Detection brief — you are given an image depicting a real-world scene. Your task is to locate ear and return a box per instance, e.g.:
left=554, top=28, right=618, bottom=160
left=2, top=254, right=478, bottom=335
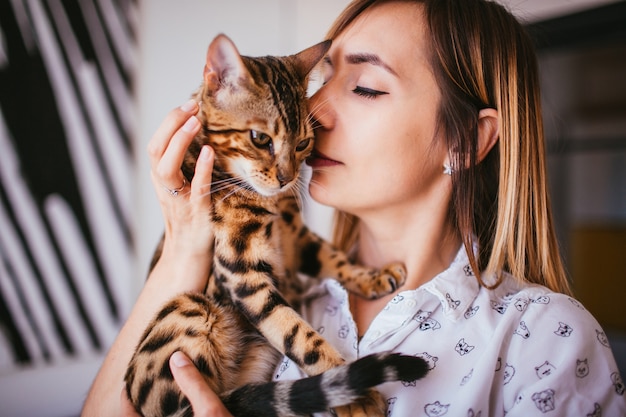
left=204, top=34, right=251, bottom=92
left=443, top=108, right=499, bottom=171
left=476, top=108, right=499, bottom=163
left=290, top=40, right=332, bottom=80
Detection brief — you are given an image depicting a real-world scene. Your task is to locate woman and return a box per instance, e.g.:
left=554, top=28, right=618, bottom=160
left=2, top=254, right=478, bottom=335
left=83, top=0, right=625, bottom=416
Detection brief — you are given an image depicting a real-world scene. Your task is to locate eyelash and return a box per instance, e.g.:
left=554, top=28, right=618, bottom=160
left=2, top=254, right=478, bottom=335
left=352, top=86, right=387, bottom=99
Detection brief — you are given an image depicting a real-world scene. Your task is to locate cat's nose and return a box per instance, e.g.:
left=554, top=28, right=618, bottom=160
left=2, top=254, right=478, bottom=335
left=277, top=172, right=291, bottom=188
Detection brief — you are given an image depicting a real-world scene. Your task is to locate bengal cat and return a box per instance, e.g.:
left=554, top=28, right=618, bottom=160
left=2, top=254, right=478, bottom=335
left=125, top=34, right=428, bottom=417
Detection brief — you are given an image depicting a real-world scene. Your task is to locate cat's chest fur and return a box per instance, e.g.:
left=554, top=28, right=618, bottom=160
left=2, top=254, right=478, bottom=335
left=209, top=190, right=304, bottom=307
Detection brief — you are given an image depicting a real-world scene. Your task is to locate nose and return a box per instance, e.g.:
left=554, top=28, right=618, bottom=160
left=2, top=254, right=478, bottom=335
left=277, top=171, right=292, bottom=188
left=308, top=83, right=334, bottom=131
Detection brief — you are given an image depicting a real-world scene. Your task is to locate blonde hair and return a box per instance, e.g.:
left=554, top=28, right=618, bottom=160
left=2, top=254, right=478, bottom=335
left=327, top=0, right=571, bottom=294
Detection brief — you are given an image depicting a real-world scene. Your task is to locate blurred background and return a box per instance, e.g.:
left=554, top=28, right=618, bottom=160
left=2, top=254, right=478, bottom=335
left=0, top=0, right=623, bottom=416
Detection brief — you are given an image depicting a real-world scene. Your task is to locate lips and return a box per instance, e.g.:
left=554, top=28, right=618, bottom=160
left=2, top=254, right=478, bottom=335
left=306, top=149, right=341, bottom=168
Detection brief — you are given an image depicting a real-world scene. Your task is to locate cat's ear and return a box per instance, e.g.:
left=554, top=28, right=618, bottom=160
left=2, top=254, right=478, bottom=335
left=204, top=34, right=251, bottom=92
left=290, top=40, right=332, bottom=80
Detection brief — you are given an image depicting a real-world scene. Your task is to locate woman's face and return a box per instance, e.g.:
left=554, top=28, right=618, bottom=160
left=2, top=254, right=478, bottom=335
left=307, top=1, right=449, bottom=218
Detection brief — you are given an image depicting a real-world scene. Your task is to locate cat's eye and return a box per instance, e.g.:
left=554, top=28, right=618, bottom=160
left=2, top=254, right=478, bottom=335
left=250, top=130, right=272, bottom=148
left=295, top=138, right=311, bottom=152
left=352, top=86, right=388, bottom=99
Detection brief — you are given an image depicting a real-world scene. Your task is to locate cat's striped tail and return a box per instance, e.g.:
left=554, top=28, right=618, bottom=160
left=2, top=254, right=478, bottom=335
left=221, top=352, right=429, bottom=417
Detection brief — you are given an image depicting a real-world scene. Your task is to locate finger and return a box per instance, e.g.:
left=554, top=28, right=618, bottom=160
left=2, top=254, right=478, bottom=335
left=120, top=389, right=142, bottom=417
left=147, top=100, right=198, bottom=165
left=170, top=351, right=233, bottom=417
left=148, top=101, right=201, bottom=191
left=156, top=115, right=201, bottom=190
left=191, top=145, right=214, bottom=200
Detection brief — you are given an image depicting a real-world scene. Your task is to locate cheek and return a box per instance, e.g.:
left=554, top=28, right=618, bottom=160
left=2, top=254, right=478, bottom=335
left=370, top=142, right=442, bottom=196
left=229, top=156, right=251, bottom=180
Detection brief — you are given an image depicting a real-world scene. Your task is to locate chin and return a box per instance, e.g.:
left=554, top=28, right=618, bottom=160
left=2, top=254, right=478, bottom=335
left=308, top=181, right=344, bottom=212
left=308, top=172, right=361, bottom=213
left=308, top=180, right=327, bottom=202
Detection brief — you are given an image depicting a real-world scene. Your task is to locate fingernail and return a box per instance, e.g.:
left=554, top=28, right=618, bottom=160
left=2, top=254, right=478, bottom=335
left=171, top=351, right=191, bottom=367
left=182, top=116, right=199, bottom=133
left=199, top=145, right=213, bottom=161
left=180, top=99, right=197, bottom=112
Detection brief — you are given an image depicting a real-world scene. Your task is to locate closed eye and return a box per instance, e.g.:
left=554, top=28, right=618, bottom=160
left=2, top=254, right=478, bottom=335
left=352, top=86, right=388, bottom=99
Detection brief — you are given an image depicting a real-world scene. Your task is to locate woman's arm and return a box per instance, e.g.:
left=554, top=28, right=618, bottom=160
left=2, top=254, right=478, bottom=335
left=82, top=100, right=215, bottom=416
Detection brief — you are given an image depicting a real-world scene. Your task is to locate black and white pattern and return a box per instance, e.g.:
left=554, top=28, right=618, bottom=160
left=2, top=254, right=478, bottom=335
left=0, top=0, right=136, bottom=370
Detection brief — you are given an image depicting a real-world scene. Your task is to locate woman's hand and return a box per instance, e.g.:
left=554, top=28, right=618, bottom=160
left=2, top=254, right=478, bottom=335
left=147, top=100, right=215, bottom=292
left=169, top=351, right=234, bottom=417
left=120, top=352, right=233, bottom=417
left=148, top=99, right=214, bottom=258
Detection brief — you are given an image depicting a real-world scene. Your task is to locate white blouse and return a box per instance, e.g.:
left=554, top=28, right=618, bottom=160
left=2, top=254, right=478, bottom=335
left=274, top=246, right=626, bottom=416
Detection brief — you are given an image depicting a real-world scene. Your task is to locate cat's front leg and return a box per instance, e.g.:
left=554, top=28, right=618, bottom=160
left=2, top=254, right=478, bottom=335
left=274, top=197, right=406, bottom=299
left=222, top=272, right=346, bottom=375
left=296, top=227, right=407, bottom=299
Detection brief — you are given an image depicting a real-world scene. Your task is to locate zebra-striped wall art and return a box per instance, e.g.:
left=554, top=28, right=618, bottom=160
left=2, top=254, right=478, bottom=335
left=0, top=0, right=137, bottom=414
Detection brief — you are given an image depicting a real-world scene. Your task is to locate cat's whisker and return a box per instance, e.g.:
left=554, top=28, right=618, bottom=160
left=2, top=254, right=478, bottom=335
left=210, top=181, right=241, bottom=194
left=203, top=181, right=235, bottom=193
left=308, top=95, right=331, bottom=118
left=182, top=176, right=250, bottom=202
left=308, top=178, right=330, bottom=194
left=214, top=173, right=247, bottom=186
left=218, top=189, right=240, bottom=203
left=288, top=182, right=305, bottom=212
left=307, top=97, right=333, bottom=126
left=211, top=177, right=240, bottom=186
left=211, top=174, right=253, bottom=203
left=307, top=166, right=333, bottom=176
left=216, top=182, right=249, bottom=203
left=309, top=111, right=334, bottom=132
left=296, top=176, right=312, bottom=206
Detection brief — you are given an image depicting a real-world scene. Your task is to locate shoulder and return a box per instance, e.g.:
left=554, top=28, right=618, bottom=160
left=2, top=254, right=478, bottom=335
left=486, top=275, right=607, bottom=346
left=489, top=275, right=625, bottom=414
left=508, top=281, right=603, bottom=336
left=469, top=274, right=596, bottom=331
left=473, top=273, right=620, bottom=379
left=480, top=273, right=591, bottom=320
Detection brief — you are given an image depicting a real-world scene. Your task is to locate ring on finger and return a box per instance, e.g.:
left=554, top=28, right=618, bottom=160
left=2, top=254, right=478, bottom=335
left=164, top=178, right=187, bottom=196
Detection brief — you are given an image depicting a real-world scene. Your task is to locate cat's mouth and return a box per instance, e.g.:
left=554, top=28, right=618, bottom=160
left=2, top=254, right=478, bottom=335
left=306, top=150, right=341, bottom=168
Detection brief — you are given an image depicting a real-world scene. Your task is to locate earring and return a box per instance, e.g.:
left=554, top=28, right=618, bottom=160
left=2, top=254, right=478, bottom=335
left=443, top=164, right=454, bottom=176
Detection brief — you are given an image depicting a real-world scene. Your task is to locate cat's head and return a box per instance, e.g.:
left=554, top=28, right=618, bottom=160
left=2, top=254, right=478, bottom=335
left=189, top=34, right=330, bottom=197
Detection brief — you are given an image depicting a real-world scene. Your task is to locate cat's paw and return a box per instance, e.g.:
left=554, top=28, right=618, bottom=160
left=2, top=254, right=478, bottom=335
left=364, top=262, right=406, bottom=299
left=333, top=389, right=387, bottom=417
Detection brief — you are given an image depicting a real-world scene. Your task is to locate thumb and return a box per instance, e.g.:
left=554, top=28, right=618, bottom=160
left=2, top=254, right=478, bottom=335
left=170, top=351, right=233, bottom=417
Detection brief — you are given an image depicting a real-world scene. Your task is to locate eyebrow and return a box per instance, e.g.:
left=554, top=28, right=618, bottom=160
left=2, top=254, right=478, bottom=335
left=345, top=53, right=398, bottom=77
